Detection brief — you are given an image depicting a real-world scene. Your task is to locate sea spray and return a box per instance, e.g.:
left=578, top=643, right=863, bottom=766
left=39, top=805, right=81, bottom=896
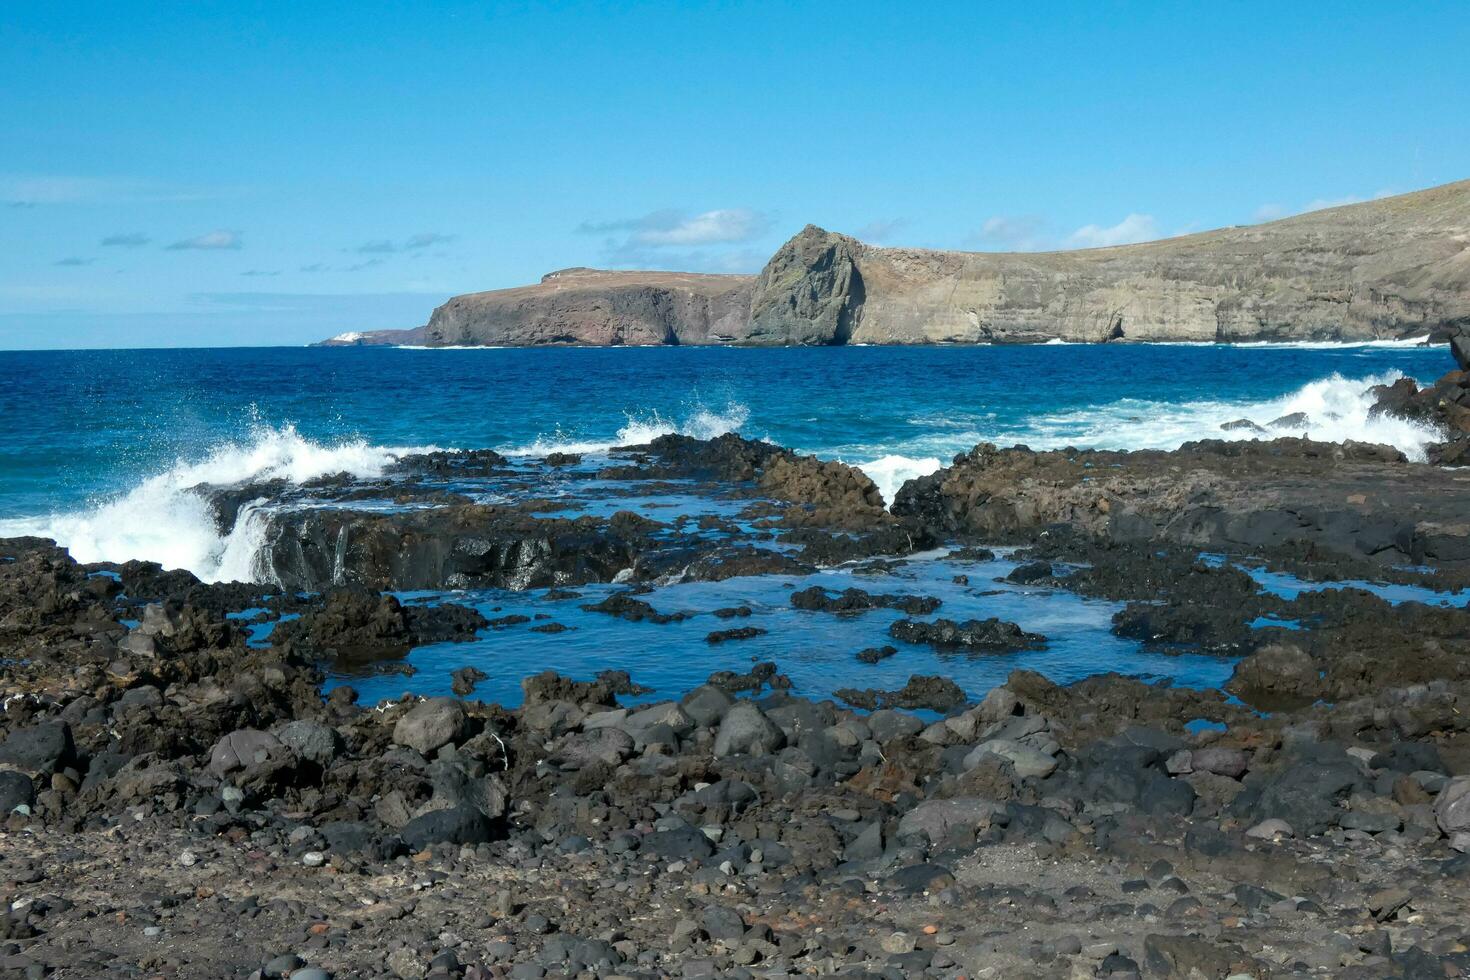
left=513, top=401, right=752, bottom=456
left=971, top=371, right=1444, bottom=461
left=0, top=424, right=432, bottom=582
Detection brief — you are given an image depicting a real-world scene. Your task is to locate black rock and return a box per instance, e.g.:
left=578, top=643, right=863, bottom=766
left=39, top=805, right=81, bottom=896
left=642, top=826, right=715, bottom=861
left=0, top=770, right=35, bottom=812
left=1005, top=560, right=1053, bottom=584
left=0, top=721, right=73, bottom=775
left=399, top=806, right=495, bottom=850
left=889, top=617, right=1045, bottom=652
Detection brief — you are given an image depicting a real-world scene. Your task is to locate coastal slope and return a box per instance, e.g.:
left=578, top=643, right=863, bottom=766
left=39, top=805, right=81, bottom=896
left=321, top=178, right=1470, bottom=346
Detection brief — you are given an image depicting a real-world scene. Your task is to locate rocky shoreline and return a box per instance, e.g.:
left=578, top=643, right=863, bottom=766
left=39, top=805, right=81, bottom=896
left=3, top=360, right=1470, bottom=978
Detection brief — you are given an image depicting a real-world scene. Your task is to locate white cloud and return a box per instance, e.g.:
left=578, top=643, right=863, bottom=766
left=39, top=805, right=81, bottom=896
left=634, top=209, right=769, bottom=247
left=101, top=232, right=151, bottom=247
left=580, top=207, right=772, bottom=270
left=54, top=257, right=95, bottom=267
left=1066, top=213, right=1161, bottom=249
left=580, top=208, right=771, bottom=247
left=167, top=230, right=241, bottom=251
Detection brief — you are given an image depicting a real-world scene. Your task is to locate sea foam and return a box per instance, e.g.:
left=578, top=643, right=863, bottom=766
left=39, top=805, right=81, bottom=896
left=975, top=370, right=1444, bottom=460
left=511, top=402, right=752, bottom=456
left=0, top=424, right=431, bottom=583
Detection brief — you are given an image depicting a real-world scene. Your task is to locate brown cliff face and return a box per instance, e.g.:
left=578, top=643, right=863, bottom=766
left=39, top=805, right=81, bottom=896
left=371, top=179, right=1470, bottom=347
left=423, top=268, right=754, bottom=346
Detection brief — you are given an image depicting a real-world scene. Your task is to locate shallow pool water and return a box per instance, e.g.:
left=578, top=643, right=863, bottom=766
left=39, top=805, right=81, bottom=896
left=326, top=551, right=1236, bottom=708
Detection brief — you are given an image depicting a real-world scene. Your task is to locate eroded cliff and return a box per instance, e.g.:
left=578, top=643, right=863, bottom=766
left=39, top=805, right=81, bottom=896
left=349, top=179, right=1470, bottom=347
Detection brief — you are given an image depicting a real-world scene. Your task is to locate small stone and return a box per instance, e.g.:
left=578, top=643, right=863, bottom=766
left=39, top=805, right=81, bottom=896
left=881, top=931, right=916, bottom=954
left=178, top=850, right=199, bottom=867
left=265, top=954, right=305, bottom=977
left=1246, top=818, right=1294, bottom=839
left=302, top=851, right=326, bottom=867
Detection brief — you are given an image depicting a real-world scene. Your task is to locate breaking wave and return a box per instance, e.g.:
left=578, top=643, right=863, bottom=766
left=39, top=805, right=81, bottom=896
left=512, top=402, right=752, bottom=456
left=976, top=371, right=1444, bottom=460
left=0, top=424, right=432, bottom=583
left=850, top=455, right=943, bottom=507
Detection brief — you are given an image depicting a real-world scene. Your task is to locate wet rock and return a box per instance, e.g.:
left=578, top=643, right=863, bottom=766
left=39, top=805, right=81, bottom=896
left=790, top=586, right=940, bottom=616
left=889, top=616, right=1045, bottom=652
left=1005, top=560, right=1053, bottom=584
left=856, top=644, right=898, bottom=664
left=450, top=665, right=489, bottom=695
left=834, top=675, right=965, bottom=712
left=393, top=698, right=470, bottom=755
left=705, top=626, right=767, bottom=644
left=1226, top=643, right=1321, bottom=704
left=581, top=593, right=689, bottom=624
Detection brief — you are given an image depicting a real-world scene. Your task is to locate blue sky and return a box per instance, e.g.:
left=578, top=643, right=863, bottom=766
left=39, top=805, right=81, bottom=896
left=3, top=2, right=1467, bottom=349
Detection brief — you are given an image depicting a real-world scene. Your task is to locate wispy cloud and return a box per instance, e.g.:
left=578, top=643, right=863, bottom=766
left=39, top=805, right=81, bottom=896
left=0, top=174, right=221, bottom=206
left=966, top=215, right=1052, bottom=252
left=167, top=230, right=242, bottom=251
left=54, top=257, right=95, bottom=267
left=854, top=218, right=909, bottom=243
left=579, top=208, right=772, bottom=269
left=405, top=232, right=456, bottom=250
left=101, top=232, right=150, bottom=247
left=347, top=257, right=386, bottom=272
left=580, top=208, right=770, bottom=246
left=299, top=263, right=329, bottom=273
left=1066, top=213, right=1160, bottom=248
left=240, top=269, right=280, bottom=277
left=350, top=232, right=458, bottom=255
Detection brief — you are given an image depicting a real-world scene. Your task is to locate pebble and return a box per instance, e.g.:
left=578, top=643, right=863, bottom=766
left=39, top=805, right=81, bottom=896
left=302, top=851, right=327, bottom=867
left=881, top=931, right=916, bottom=954
left=178, top=849, right=198, bottom=867
left=1246, top=818, right=1295, bottom=839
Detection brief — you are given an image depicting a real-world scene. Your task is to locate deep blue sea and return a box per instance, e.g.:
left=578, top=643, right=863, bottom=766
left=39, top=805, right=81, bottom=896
left=0, top=341, right=1455, bottom=706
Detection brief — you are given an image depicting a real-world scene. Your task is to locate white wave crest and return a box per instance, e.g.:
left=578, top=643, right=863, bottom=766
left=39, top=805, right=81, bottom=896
left=0, top=424, right=432, bottom=582
left=512, top=402, right=751, bottom=456
left=981, top=371, right=1443, bottom=460
left=852, top=454, right=942, bottom=507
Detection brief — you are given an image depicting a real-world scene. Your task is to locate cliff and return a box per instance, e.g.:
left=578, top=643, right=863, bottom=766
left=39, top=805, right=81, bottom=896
left=422, top=267, right=754, bottom=346
left=329, top=178, right=1470, bottom=346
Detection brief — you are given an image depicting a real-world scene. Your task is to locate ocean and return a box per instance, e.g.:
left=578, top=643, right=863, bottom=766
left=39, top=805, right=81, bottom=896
left=0, top=341, right=1453, bottom=706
